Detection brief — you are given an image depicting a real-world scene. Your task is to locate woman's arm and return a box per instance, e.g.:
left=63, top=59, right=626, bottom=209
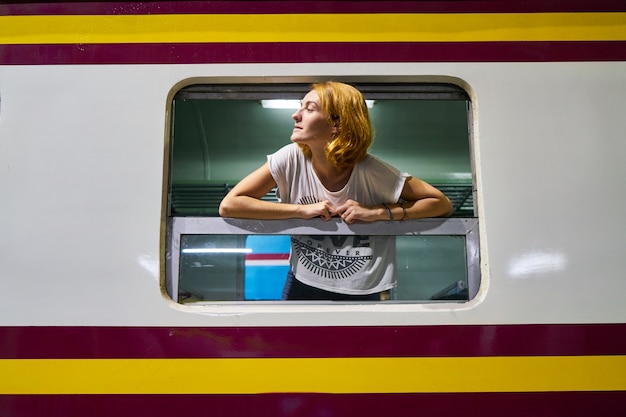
left=395, top=176, right=453, bottom=219
left=335, top=176, right=453, bottom=223
left=218, top=162, right=336, bottom=220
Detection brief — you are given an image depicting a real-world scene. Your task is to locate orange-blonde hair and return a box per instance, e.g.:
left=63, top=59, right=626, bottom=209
left=298, top=81, right=372, bottom=169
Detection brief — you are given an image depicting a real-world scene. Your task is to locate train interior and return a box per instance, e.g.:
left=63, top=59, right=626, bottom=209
left=167, top=83, right=477, bottom=303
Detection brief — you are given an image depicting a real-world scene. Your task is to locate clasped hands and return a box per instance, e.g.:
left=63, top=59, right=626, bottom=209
left=302, top=199, right=378, bottom=224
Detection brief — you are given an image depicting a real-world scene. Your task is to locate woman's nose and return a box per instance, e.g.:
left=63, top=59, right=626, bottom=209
left=291, top=109, right=301, bottom=120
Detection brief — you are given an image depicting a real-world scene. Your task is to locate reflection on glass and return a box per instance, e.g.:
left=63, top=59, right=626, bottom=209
left=178, top=234, right=468, bottom=303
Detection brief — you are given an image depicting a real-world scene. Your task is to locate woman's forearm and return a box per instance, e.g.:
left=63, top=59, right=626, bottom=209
left=379, top=197, right=452, bottom=221
left=219, top=196, right=304, bottom=220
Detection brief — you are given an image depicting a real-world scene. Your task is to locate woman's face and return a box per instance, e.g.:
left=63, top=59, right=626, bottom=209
left=290, top=90, right=336, bottom=146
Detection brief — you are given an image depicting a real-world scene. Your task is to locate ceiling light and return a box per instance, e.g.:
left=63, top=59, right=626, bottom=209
left=260, top=100, right=301, bottom=109
left=261, top=99, right=375, bottom=109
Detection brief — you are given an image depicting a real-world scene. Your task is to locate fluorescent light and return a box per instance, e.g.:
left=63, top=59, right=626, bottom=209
left=261, top=100, right=375, bottom=109
left=261, top=100, right=301, bottom=109
left=182, top=248, right=253, bottom=254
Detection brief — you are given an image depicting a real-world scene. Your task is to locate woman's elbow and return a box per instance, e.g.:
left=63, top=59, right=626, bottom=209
left=218, top=203, right=227, bottom=217
left=218, top=198, right=233, bottom=217
left=440, top=196, right=453, bottom=217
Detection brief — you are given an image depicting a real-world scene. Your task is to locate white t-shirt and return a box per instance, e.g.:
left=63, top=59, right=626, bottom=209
left=267, top=143, right=409, bottom=295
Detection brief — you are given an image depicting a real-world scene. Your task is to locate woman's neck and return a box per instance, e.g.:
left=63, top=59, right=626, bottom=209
left=311, top=153, right=353, bottom=192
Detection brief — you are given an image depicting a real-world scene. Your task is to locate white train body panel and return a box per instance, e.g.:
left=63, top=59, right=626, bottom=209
left=1, top=62, right=625, bottom=326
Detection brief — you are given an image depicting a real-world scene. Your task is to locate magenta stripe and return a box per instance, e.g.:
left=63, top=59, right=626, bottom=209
left=1, top=324, right=625, bottom=359
left=0, top=392, right=625, bottom=417
left=2, top=41, right=626, bottom=65
left=2, top=1, right=625, bottom=15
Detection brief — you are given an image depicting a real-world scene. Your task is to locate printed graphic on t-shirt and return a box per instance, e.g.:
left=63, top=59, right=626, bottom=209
left=298, top=195, right=320, bottom=205
left=291, top=236, right=373, bottom=280
left=293, top=195, right=374, bottom=281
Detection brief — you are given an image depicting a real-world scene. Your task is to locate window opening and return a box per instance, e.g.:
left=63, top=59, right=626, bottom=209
left=166, top=82, right=478, bottom=304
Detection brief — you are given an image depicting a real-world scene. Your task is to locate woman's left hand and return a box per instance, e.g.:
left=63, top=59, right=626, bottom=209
left=335, top=199, right=380, bottom=224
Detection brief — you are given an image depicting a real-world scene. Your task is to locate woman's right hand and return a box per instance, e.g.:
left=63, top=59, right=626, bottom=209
left=299, top=200, right=336, bottom=221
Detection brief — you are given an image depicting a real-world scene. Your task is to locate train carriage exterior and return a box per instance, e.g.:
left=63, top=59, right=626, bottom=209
left=1, top=1, right=626, bottom=416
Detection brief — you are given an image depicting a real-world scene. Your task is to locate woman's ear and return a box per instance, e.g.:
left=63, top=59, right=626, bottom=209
left=330, top=114, right=340, bottom=135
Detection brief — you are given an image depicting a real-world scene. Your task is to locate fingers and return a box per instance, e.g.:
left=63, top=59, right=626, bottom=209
left=318, top=201, right=335, bottom=221
left=336, top=199, right=358, bottom=223
left=334, top=199, right=355, bottom=213
left=338, top=206, right=357, bottom=224
left=312, top=200, right=364, bottom=223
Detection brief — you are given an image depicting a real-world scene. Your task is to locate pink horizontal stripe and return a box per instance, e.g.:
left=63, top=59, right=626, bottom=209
left=1, top=324, right=625, bottom=359
left=0, top=392, right=625, bottom=417
left=2, top=1, right=625, bottom=16
left=2, top=42, right=625, bottom=65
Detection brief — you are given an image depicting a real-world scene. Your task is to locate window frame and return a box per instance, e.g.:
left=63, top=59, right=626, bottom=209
left=164, top=80, right=480, bottom=307
left=166, top=217, right=480, bottom=303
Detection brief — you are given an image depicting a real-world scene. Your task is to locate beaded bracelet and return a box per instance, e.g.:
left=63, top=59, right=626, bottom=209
left=382, top=203, right=393, bottom=221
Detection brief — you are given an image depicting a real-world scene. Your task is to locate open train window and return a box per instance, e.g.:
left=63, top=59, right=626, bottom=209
left=165, top=82, right=478, bottom=304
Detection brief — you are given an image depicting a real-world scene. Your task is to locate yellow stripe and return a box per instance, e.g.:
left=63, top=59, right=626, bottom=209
left=0, top=13, right=625, bottom=44
left=1, top=356, right=625, bottom=394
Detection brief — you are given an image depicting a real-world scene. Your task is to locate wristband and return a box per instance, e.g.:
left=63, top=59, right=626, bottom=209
left=382, top=203, right=393, bottom=221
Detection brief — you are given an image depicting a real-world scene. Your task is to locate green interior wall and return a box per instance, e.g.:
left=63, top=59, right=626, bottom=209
left=171, top=99, right=471, bottom=185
